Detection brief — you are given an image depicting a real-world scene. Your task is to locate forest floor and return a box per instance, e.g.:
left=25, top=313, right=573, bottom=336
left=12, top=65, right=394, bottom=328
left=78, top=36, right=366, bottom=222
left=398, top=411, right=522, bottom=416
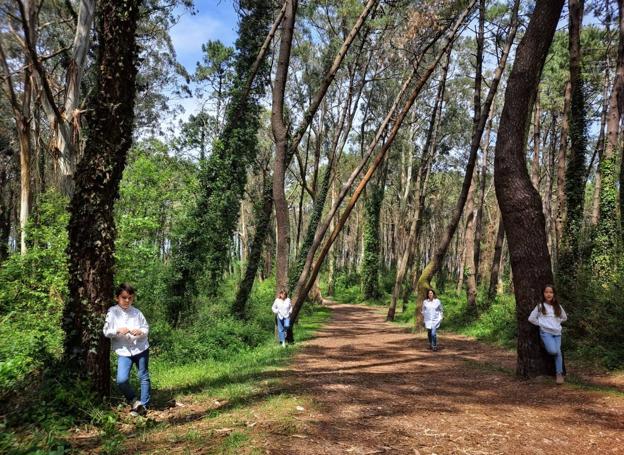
left=74, top=303, right=624, bottom=454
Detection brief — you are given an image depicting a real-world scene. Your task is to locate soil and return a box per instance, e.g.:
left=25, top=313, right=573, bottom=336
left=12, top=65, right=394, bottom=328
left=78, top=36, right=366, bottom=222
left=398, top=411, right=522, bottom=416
left=266, top=303, right=624, bottom=455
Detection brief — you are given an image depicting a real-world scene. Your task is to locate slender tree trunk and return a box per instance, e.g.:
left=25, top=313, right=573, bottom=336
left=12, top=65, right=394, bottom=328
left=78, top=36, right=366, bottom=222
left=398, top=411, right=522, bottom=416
left=416, top=0, right=520, bottom=304
left=463, top=171, right=478, bottom=311
left=63, top=0, right=140, bottom=397
left=544, top=113, right=558, bottom=260
left=493, top=0, right=564, bottom=378
left=487, top=213, right=505, bottom=302
left=271, top=0, right=298, bottom=293
left=474, top=115, right=493, bottom=284
left=559, top=0, right=587, bottom=278
left=592, top=0, right=624, bottom=280
left=555, top=81, right=571, bottom=253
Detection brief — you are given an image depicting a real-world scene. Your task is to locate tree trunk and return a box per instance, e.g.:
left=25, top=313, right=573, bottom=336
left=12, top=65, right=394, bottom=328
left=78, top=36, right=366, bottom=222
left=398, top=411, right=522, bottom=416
left=531, top=92, right=541, bottom=190
left=271, top=0, right=298, bottom=293
left=487, top=213, right=505, bottom=302
left=493, top=0, right=564, bottom=378
left=416, top=0, right=520, bottom=304
left=592, top=0, right=624, bottom=281
left=63, top=0, right=140, bottom=397
left=474, top=114, right=493, bottom=285
left=559, top=0, right=587, bottom=278
left=463, top=171, right=478, bottom=312
left=555, top=81, right=571, bottom=253
left=362, top=170, right=386, bottom=300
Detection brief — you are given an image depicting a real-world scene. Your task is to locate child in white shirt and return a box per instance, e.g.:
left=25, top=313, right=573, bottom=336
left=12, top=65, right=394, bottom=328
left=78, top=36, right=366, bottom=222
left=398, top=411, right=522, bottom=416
left=103, top=283, right=150, bottom=415
left=422, top=289, right=443, bottom=351
left=272, top=289, right=292, bottom=347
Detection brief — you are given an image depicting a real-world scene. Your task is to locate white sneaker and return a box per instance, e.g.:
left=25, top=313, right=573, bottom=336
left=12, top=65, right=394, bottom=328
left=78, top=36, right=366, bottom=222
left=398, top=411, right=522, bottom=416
left=131, top=400, right=146, bottom=416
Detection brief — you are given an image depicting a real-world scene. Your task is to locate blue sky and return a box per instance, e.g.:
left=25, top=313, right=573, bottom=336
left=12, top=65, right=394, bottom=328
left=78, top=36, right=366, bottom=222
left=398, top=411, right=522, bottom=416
left=171, top=0, right=238, bottom=72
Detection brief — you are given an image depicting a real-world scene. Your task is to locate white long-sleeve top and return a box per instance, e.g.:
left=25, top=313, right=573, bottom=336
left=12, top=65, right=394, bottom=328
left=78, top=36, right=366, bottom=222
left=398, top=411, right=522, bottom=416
left=528, top=302, right=567, bottom=335
left=422, top=298, right=443, bottom=330
left=272, top=297, right=292, bottom=320
left=103, top=305, right=149, bottom=356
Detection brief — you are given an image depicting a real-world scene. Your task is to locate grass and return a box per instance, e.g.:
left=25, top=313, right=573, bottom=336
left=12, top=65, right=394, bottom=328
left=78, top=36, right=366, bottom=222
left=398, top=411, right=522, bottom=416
left=109, top=304, right=331, bottom=454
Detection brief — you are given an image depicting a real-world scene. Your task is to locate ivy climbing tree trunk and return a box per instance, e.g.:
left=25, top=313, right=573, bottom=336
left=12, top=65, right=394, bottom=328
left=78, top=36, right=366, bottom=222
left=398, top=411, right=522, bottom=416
left=591, top=0, right=624, bottom=282
left=493, top=0, right=564, bottom=378
left=558, top=0, right=587, bottom=280
left=63, top=0, right=140, bottom=398
left=362, top=169, right=387, bottom=300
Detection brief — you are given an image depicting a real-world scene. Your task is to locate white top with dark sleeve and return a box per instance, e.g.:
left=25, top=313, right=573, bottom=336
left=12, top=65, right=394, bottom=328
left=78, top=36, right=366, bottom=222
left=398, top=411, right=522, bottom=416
left=103, top=305, right=149, bottom=356
left=528, top=302, right=567, bottom=335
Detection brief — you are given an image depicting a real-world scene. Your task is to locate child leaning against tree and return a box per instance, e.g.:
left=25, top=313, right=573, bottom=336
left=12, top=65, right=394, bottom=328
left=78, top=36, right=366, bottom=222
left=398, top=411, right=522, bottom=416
left=103, top=283, right=151, bottom=416
left=528, top=284, right=568, bottom=384
left=272, top=289, right=292, bottom=347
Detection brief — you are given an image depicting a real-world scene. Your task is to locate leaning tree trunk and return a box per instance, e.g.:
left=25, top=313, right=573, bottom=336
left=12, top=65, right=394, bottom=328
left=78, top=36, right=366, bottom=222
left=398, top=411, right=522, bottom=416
left=63, top=0, right=140, bottom=398
left=487, top=212, right=505, bottom=302
left=493, top=0, right=564, bottom=378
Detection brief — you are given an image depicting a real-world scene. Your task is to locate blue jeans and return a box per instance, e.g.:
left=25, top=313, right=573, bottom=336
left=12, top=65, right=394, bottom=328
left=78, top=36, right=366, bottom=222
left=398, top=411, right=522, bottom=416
left=427, top=327, right=437, bottom=347
left=540, top=330, right=563, bottom=374
left=277, top=317, right=290, bottom=343
left=117, top=349, right=151, bottom=407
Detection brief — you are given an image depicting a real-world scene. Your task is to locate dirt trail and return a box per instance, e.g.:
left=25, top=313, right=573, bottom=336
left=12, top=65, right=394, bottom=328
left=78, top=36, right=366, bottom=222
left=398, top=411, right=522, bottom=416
left=268, top=303, right=624, bottom=455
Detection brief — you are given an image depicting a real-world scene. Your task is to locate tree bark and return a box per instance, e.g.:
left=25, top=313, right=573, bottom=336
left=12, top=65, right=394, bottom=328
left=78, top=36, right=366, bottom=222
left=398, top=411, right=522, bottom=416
left=555, top=81, right=571, bottom=253
left=487, top=212, right=505, bottom=302
left=271, top=0, right=298, bottom=293
left=559, top=0, right=587, bottom=278
left=493, top=0, right=564, bottom=378
left=63, top=0, right=140, bottom=397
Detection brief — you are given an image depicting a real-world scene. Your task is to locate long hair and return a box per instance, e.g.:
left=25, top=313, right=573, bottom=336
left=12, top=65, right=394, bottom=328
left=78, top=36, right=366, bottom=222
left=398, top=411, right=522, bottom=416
left=427, top=289, right=437, bottom=300
left=541, top=284, right=562, bottom=317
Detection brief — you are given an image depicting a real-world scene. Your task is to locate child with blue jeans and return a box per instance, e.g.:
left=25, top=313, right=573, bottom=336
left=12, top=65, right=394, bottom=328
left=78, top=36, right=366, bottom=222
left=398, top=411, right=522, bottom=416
left=103, top=283, right=151, bottom=415
left=528, top=284, right=568, bottom=384
left=272, top=289, right=292, bottom=347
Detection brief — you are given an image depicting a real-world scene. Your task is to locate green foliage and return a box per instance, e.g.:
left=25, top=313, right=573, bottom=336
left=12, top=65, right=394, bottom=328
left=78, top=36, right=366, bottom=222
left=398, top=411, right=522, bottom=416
left=0, top=192, right=68, bottom=397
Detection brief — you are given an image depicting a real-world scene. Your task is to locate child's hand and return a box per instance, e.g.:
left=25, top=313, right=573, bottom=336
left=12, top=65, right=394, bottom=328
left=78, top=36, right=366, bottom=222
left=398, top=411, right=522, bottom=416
left=130, top=329, right=143, bottom=336
left=117, top=327, right=130, bottom=335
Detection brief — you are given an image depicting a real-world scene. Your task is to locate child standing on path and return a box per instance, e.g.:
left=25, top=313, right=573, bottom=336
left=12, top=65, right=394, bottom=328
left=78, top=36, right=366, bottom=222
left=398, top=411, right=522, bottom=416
left=272, top=289, right=292, bottom=347
left=528, top=284, right=568, bottom=384
left=103, top=283, right=151, bottom=416
left=422, top=289, right=443, bottom=351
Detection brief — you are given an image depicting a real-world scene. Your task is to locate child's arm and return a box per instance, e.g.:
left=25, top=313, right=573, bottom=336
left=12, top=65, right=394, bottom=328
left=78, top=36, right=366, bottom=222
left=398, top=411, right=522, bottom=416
left=438, top=301, right=444, bottom=319
left=131, top=311, right=149, bottom=338
left=286, top=298, right=292, bottom=315
left=271, top=299, right=279, bottom=314
left=103, top=309, right=118, bottom=338
left=559, top=306, right=568, bottom=322
left=528, top=306, right=540, bottom=325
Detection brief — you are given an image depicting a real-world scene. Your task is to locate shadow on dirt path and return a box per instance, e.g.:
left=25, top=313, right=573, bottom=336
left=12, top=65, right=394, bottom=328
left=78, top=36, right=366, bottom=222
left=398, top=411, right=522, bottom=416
left=268, top=303, right=624, bottom=455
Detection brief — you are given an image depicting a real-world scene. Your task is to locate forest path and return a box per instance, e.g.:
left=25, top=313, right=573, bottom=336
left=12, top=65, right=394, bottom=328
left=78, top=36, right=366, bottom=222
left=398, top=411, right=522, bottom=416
left=267, top=303, right=624, bottom=455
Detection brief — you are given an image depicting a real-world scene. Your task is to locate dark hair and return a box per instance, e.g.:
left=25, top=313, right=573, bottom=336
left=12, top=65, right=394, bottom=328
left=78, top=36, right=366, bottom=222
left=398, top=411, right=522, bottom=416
left=278, top=289, right=288, bottom=298
left=427, top=289, right=436, bottom=299
left=115, top=283, right=135, bottom=297
left=541, top=284, right=562, bottom=317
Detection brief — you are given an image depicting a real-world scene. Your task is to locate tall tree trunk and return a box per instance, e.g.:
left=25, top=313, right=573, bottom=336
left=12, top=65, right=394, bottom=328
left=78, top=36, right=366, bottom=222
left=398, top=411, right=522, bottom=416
left=362, top=169, right=387, bottom=300
left=559, top=0, right=587, bottom=279
left=555, top=81, right=571, bottom=254
left=544, top=113, right=558, bottom=259
left=592, top=0, right=624, bottom=281
left=63, top=0, right=140, bottom=397
left=589, top=71, right=609, bottom=226
left=415, top=0, right=520, bottom=305
left=271, top=0, right=298, bottom=293
left=474, top=114, right=493, bottom=284
left=493, top=0, right=564, bottom=378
